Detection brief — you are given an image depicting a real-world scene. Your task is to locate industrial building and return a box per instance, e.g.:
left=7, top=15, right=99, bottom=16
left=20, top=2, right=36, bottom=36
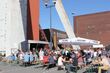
left=0, top=0, right=67, bottom=56
left=0, top=0, right=39, bottom=56
left=74, top=11, right=110, bottom=47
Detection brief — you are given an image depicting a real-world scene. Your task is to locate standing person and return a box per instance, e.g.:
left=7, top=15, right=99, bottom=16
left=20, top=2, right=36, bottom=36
left=83, top=49, right=88, bottom=65
left=18, top=50, right=24, bottom=65
left=98, top=49, right=102, bottom=57
left=29, top=51, right=33, bottom=65
left=44, top=47, right=48, bottom=56
left=86, top=52, right=92, bottom=65
left=23, top=52, right=29, bottom=67
left=77, top=51, right=83, bottom=68
left=33, top=52, right=38, bottom=64
left=90, top=49, right=94, bottom=59
left=53, top=53, right=57, bottom=64
left=70, top=50, right=78, bottom=67
left=102, top=48, right=107, bottom=56
left=80, top=49, right=86, bottom=66
left=61, top=48, right=66, bottom=56
left=93, top=49, right=98, bottom=59
left=39, top=48, right=44, bottom=63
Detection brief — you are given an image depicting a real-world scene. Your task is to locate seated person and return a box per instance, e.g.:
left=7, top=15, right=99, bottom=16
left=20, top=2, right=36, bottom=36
left=66, top=58, right=78, bottom=73
left=47, top=53, right=56, bottom=69
left=98, top=56, right=110, bottom=73
left=92, top=57, right=102, bottom=66
left=57, top=54, right=65, bottom=70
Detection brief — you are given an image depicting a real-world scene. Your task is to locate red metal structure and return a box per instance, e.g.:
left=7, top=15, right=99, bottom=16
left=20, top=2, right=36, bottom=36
left=27, top=0, right=39, bottom=40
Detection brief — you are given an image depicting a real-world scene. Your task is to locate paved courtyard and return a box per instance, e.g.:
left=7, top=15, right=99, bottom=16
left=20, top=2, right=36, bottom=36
left=0, top=62, right=65, bottom=73
left=0, top=62, right=86, bottom=73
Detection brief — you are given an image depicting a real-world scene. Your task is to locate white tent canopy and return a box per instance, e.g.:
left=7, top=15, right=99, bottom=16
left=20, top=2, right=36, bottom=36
left=92, top=44, right=104, bottom=48
left=28, top=40, right=49, bottom=44
left=58, top=37, right=100, bottom=46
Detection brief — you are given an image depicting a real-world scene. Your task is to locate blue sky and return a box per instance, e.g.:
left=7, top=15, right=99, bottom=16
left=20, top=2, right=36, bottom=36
left=40, top=0, right=110, bottom=31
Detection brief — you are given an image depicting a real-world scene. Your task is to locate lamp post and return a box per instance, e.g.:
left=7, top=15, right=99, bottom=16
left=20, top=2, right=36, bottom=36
left=43, top=0, right=56, bottom=50
left=72, top=13, right=78, bottom=36
left=72, top=13, right=74, bottom=31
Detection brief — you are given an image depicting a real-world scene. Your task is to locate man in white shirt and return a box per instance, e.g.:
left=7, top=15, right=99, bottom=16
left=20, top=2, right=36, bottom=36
left=58, top=55, right=64, bottom=70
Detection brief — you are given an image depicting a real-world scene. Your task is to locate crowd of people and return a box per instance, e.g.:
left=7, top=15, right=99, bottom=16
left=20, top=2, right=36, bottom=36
left=1, top=46, right=110, bottom=73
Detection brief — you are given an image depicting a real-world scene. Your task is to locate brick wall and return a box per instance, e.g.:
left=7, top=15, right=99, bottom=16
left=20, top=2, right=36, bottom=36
left=74, top=11, right=110, bottom=46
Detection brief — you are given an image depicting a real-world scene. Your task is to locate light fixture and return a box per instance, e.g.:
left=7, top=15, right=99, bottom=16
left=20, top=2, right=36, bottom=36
left=43, top=0, right=49, bottom=7
left=43, top=0, right=56, bottom=7
left=53, top=0, right=56, bottom=5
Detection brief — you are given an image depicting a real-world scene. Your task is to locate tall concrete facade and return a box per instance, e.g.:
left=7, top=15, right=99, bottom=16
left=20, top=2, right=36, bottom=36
left=0, top=0, right=39, bottom=56
left=74, top=11, right=110, bottom=46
